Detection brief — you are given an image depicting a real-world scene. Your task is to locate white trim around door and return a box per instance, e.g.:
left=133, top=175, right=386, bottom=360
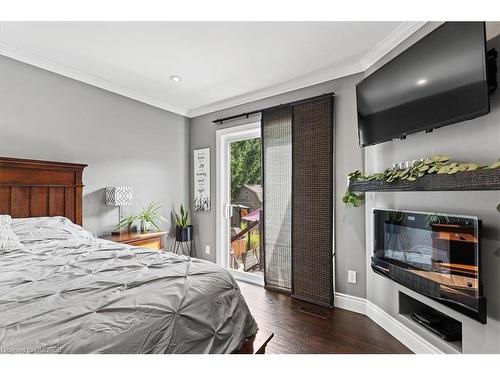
left=216, top=121, right=264, bottom=286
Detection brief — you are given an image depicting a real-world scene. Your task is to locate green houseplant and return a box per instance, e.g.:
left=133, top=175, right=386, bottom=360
left=138, top=201, right=167, bottom=232
left=174, top=204, right=193, bottom=242
left=115, top=214, right=137, bottom=233
left=115, top=201, right=167, bottom=233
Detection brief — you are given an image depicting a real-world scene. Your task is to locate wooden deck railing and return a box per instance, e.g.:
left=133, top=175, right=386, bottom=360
left=231, top=219, right=260, bottom=243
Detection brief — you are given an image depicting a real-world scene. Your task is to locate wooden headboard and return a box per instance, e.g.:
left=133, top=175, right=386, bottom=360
left=0, top=157, right=87, bottom=225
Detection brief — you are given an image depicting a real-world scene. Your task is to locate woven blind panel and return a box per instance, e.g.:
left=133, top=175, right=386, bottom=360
left=291, top=96, right=334, bottom=307
left=262, top=107, right=293, bottom=293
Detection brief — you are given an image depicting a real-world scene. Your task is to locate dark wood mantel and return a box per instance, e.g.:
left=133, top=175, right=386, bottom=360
left=349, top=168, right=500, bottom=193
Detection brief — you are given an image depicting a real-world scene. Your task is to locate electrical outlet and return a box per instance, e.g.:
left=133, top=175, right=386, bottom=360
left=205, top=245, right=210, bottom=255
left=348, top=270, right=357, bottom=284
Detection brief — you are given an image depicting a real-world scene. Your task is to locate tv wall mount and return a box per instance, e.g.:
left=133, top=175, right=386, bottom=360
left=487, top=48, right=497, bottom=94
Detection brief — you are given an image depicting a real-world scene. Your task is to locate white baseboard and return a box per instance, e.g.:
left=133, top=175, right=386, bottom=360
left=334, top=292, right=443, bottom=354
left=333, top=292, right=367, bottom=315
left=365, top=300, right=444, bottom=354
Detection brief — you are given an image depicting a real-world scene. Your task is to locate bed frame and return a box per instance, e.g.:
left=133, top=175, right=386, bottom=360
left=0, top=156, right=273, bottom=354
left=0, top=157, right=87, bottom=225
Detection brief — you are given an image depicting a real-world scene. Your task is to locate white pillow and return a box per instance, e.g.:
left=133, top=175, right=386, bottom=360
left=11, top=216, right=94, bottom=242
left=0, top=214, right=23, bottom=251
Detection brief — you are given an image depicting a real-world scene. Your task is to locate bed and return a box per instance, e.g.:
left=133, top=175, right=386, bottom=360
left=0, top=157, right=261, bottom=354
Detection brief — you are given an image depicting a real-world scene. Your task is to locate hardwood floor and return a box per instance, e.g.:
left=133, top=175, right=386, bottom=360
left=239, top=281, right=412, bottom=354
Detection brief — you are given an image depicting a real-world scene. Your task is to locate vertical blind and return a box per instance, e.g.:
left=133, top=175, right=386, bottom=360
left=262, top=107, right=293, bottom=293
left=291, top=96, right=334, bottom=307
left=261, top=95, right=334, bottom=307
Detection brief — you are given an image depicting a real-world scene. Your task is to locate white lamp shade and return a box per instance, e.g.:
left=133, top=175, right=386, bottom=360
left=106, top=187, right=133, bottom=206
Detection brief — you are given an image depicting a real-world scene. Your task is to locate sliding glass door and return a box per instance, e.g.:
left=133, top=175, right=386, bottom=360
left=216, top=122, right=264, bottom=286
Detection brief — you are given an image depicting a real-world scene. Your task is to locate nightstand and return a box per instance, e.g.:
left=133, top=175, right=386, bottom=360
left=100, top=231, right=168, bottom=250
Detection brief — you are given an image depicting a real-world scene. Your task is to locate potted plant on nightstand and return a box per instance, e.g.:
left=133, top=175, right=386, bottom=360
left=174, top=204, right=193, bottom=242
left=115, top=214, right=137, bottom=233
left=137, top=201, right=168, bottom=233
left=115, top=201, right=167, bottom=233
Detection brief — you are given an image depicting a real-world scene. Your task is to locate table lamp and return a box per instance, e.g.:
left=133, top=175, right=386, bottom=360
left=105, top=186, right=133, bottom=233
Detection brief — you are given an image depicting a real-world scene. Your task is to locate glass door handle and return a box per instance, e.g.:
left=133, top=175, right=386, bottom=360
left=225, top=204, right=234, bottom=219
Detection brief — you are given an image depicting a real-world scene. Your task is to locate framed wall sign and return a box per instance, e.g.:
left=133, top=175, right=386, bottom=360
left=194, top=147, right=211, bottom=211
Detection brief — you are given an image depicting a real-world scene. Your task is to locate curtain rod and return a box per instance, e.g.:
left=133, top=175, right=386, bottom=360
left=212, top=92, right=335, bottom=125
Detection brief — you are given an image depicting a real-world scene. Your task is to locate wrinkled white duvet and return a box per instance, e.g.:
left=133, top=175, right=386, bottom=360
left=0, top=217, right=257, bottom=354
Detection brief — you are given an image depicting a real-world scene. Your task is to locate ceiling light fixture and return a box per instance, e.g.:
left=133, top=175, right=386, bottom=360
left=169, top=75, right=182, bottom=82
left=416, top=79, right=427, bottom=86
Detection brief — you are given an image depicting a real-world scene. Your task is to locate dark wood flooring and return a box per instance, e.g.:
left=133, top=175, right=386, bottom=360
left=239, top=281, right=412, bottom=354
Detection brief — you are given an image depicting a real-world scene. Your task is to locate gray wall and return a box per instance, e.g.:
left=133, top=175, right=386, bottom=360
left=3, top=22, right=499, bottom=352
left=0, top=56, right=190, bottom=245
left=190, top=22, right=500, bottom=352
left=363, top=29, right=500, bottom=353
left=190, top=73, right=367, bottom=298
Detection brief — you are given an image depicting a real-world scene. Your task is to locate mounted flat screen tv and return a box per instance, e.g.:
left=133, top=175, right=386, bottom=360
left=372, top=209, right=486, bottom=324
left=357, top=22, right=490, bottom=147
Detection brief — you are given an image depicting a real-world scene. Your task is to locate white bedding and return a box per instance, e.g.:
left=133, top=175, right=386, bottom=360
left=0, top=217, right=257, bottom=353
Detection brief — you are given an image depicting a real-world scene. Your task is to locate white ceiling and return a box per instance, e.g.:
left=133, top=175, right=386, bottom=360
left=0, top=22, right=425, bottom=117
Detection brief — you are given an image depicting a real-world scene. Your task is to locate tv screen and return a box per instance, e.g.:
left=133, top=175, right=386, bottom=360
left=372, top=209, right=486, bottom=323
left=357, top=22, right=489, bottom=147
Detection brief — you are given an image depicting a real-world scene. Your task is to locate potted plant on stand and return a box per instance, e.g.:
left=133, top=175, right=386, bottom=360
left=174, top=204, right=193, bottom=255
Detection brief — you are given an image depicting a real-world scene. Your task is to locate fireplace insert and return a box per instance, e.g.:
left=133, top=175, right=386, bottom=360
left=372, top=209, right=486, bottom=323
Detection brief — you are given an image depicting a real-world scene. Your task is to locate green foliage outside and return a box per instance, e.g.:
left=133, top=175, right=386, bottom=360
left=230, top=138, right=262, bottom=200
left=249, top=231, right=260, bottom=250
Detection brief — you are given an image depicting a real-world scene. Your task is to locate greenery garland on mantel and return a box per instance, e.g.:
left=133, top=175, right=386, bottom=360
left=343, top=155, right=500, bottom=208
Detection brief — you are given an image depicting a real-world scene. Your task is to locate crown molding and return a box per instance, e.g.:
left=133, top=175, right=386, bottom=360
left=187, top=61, right=364, bottom=118
left=360, top=21, right=428, bottom=70
left=0, top=43, right=189, bottom=117
left=1, top=22, right=428, bottom=119
left=189, top=22, right=428, bottom=117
